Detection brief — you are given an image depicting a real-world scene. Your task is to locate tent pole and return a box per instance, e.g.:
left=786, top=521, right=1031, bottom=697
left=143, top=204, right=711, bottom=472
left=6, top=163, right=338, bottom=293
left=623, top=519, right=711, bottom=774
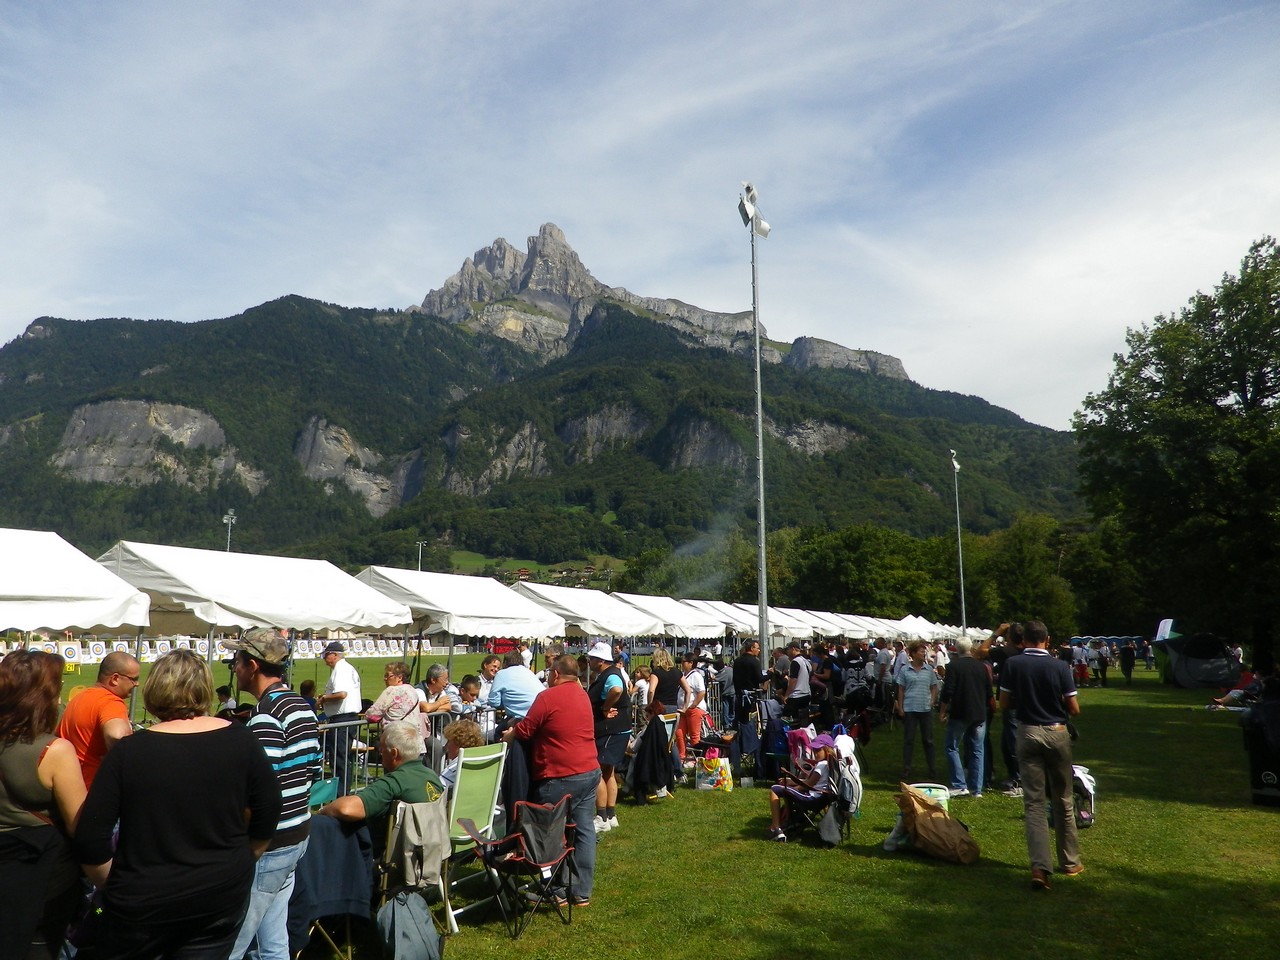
left=129, top=627, right=143, bottom=725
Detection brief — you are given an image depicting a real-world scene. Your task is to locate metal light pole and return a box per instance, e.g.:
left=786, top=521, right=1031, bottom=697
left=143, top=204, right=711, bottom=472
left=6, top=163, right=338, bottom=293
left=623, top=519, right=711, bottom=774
left=222, top=509, right=237, bottom=552
left=950, top=450, right=967, bottom=631
left=416, top=539, right=429, bottom=571
left=739, top=183, right=771, bottom=664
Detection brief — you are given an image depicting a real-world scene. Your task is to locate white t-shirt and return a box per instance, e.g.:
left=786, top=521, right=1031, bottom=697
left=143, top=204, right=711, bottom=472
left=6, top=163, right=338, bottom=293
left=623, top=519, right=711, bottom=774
left=324, top=657, right=362, bottom=716
left=678, top=669, right=706, bottom=711
left=800, top=759, right=831, bottom=797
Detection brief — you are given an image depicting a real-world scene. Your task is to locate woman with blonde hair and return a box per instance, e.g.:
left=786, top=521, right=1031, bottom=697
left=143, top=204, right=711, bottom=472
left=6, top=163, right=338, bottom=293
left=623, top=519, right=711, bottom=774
left=0, top=650, right=91, bottom=959
left=647, top=648, right=690, bottom=783
left=74, top=649, right=280, bottom=960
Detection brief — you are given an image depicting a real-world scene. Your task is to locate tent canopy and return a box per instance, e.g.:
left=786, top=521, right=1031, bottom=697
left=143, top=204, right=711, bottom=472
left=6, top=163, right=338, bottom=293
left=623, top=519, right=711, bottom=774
left=612, top=592, right=726, bottom=640
left=732, top=603, right=814, bottom=640
left=98, top=541, right=411, bottom=633
left=804, top=610, right=871, bottom=639
left=680, top=599, right=760, bottom=637
left=0, top=528, right=150, bottom=632
left=356, top=566, right=565, bottom=639
left=775, top=607, right=843, bottom=638
left=509, top=582, right=664, bottom=638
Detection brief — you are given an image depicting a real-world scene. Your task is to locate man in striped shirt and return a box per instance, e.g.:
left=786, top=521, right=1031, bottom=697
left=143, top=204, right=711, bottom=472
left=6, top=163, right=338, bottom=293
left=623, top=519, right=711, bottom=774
left=228, top=628, right=322, bottom=960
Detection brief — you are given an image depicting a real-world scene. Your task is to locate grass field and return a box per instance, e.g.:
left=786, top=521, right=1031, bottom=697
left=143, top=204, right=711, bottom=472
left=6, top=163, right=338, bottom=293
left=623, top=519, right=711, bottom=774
left=286, top=666, right=1278, bottom=960
left=68, top=653, right=1277, bottom=958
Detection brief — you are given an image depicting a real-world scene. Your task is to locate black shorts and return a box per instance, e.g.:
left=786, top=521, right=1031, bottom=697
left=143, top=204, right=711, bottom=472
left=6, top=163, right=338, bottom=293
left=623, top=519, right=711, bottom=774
left=596, top=732, right=629, bottom=767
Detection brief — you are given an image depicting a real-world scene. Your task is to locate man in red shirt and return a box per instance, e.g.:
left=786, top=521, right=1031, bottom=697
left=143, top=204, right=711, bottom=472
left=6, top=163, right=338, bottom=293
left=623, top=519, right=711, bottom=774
left=503, top=654, right=600, bottom=907
left=57, top=650, right=138, bottom=788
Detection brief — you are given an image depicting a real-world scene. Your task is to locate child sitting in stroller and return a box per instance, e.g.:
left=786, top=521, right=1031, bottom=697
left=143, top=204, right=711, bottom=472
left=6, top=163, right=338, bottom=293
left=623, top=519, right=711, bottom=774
left=766, top=744, right=835, bottom=842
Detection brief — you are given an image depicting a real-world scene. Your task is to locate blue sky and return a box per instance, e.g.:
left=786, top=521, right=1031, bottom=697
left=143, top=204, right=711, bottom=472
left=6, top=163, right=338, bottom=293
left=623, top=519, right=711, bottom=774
left=2, top=1, right=1277, bottom=429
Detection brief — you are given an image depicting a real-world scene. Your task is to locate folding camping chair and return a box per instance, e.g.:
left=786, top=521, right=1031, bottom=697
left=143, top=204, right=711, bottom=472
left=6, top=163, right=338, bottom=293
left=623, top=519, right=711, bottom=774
left=459, top=793, right=577, bottom=939
left=437, top=741, right=508, bottom=933
left=309, top=777, right=340, bottom=809
left=371, top=797, right=450, bottom=958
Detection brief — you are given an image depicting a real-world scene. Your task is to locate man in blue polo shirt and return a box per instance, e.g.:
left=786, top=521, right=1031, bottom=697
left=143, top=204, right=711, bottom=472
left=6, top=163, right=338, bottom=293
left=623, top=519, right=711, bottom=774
left=486, top=650, right=544, bottom=723
left=999, top=619, right=1083, bottom=891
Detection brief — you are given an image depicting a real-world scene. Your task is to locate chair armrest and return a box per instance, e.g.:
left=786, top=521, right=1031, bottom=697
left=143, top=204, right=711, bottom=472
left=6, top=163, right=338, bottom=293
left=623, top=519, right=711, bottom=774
left=455, top=818, right=496, bottom=847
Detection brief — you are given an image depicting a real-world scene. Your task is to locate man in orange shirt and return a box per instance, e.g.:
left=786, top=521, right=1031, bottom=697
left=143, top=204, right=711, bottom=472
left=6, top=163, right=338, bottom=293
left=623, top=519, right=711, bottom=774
left=57, top=650, right=139, bottom=788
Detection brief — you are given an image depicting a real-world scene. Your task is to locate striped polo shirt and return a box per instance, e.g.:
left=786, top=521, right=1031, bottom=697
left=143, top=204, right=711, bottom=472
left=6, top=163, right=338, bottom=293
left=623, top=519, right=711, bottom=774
left=248, top=684, right=322, bottom=849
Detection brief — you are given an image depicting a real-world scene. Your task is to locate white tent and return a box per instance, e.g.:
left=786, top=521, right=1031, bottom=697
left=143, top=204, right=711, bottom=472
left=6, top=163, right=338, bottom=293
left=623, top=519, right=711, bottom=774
left=0, top=528, right=150, bottom=632
left=776, top=606, right=843, bottom=638
left=356, top=566, right=565, bottom=639
left=98, top=541, right=412, bottom=633
left=680, top=599, right=760, bottom=637
left=732, top=603, right=814, bottom=640
left=611, top=592, right=726, bottom=640
left=846, top=614, right=907, bottom=639
left=804, top=610, right=871, bottom=639
left=509, top=582, right=664, bottom=638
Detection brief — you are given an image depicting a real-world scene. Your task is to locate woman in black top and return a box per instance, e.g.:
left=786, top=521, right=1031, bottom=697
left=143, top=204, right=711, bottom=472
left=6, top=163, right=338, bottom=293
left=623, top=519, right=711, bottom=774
left=75, top=650, right=280, bottom=960
left=0, top=650, right=91, bottom=959
left=647, top=648, right=686, bottom=714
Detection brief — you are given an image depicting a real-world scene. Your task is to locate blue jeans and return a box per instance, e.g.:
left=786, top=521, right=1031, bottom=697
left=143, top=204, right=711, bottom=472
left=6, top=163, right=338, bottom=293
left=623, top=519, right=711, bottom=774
left=229, top=837, right=308, bottom=960
left=945, top=718, right=987, bottom=794
left=531, top=769, right=600, bottom=900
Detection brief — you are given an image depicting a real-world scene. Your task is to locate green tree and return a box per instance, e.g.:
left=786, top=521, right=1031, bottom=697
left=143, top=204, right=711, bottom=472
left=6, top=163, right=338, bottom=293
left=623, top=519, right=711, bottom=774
left=1074, top=237, right=1280, bottom=666
left=975, top=514, right=1077, bottom=638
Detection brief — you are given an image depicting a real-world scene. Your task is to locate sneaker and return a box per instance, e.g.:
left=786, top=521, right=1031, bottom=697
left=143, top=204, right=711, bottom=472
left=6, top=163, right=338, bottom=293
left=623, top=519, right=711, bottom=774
left=570, top=896, right=590, bottom=908
left=972, top=792, right=984, bottom=798
left=948, top=787, right=970, bottom=797
left=767, top=826, right=784, bottom=839
left=1060, top=864, right=1085, bottom=877
left=773, top=831, right=788, bottom=842
left=655, top=786, right=669, bottom=798
left=592, top=815, right=612, bottom=833
left=1002, top=784, right=1023, bottom=798
left=606, top=815, right=619, bottom=830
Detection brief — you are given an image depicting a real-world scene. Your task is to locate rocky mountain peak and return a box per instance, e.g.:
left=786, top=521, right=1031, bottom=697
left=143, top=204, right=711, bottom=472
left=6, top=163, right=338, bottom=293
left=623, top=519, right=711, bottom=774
left=416, top=223, right=908, bottom=380
left=517, top=223, right=603, bottom=317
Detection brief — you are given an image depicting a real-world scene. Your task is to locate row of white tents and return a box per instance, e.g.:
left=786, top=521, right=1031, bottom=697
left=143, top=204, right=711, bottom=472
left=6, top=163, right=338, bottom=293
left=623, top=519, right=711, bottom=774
left=0, top=528, right=979, bottom=651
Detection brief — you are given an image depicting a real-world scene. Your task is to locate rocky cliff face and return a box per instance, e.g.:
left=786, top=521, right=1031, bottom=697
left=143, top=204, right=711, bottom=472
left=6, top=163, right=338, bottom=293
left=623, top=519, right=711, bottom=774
left=785, top=337, right=908, bottom=380
left=556, top=404, right=651, bottom=465
left=770, top=417, right=862, bottom=455
left=293, top=416, right=420, bottom=517
left=440, top=421, right=551, bottom=496
left=51, top=400, right=268, bottom=493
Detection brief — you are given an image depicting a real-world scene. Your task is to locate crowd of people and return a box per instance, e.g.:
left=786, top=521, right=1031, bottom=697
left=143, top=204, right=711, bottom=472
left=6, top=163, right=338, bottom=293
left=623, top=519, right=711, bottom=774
left=4, top=620, right=1268, bottom=955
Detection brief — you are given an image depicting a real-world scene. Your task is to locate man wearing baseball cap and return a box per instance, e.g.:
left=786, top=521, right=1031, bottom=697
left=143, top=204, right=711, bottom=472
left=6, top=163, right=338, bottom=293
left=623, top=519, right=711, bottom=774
left=587, top=641, right=629, bottom=833
left=317, top=641, right=362, bottom=790
left=226, top=628, right=322, bottom=960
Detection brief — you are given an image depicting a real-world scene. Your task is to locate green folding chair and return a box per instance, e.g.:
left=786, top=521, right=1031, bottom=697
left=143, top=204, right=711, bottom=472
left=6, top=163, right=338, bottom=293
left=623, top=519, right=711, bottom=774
left=437, top=741, right=508, bottom=933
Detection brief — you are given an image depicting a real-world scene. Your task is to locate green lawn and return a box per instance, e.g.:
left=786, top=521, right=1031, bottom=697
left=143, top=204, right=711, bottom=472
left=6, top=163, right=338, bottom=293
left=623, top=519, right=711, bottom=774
left=302, top=667, right=1278, bottom=960
left=72, top=654, right=1276, bottom=958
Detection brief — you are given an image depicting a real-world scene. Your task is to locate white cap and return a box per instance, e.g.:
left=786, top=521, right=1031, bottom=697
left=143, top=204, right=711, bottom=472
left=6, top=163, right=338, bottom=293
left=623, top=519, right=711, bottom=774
left=587, top=641, right=614, bottom=662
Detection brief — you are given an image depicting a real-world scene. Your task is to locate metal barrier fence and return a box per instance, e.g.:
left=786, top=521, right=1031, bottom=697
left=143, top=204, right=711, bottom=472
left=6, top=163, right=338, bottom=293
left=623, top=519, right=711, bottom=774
left=317, top=705, right=506, bottom=795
